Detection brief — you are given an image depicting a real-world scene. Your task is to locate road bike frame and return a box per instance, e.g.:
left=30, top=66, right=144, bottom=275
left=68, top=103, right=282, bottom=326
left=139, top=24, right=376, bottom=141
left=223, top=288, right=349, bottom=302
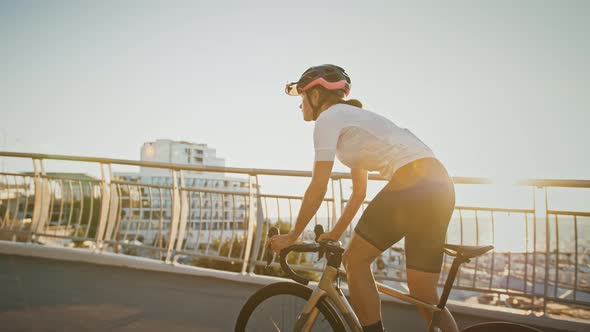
left=264, top=226, right=492, bottom=332
left=292, top=263, right=447, bottom=332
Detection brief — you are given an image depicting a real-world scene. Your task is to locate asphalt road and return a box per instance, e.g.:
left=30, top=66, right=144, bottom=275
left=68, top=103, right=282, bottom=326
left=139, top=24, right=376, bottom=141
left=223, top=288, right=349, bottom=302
left=0, top=254, right=258, bottom=332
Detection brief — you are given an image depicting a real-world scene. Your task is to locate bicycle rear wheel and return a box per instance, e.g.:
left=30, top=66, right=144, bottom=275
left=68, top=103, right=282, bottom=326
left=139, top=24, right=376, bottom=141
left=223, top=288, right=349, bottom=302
left=461, top=322, right=542, bottom=332
left=235, top=282, right=345, bottom=332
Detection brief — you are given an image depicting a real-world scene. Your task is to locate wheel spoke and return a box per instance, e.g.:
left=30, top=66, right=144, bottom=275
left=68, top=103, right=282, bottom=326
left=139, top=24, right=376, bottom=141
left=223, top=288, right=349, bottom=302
left=271, top=318, right=281, bottom=332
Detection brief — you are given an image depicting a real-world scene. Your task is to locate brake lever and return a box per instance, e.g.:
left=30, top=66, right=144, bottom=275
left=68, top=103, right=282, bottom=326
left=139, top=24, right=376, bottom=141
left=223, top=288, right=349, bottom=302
left=265, top=227, right=279, bottom=267
left=314, top=224, right=325, bottom=261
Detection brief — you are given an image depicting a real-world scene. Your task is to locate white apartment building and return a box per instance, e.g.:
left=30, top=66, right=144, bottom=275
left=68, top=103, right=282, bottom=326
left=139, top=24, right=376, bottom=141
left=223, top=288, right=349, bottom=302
left=114, top=140, right=253, bottom=248
left=139, top=139, right=225, bottom=178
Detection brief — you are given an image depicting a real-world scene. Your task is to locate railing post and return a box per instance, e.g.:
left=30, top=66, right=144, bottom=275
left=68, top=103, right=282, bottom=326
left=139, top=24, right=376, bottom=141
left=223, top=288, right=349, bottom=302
left=30, top=159, right=50, bottom=243
left=543, top=187, right=550, bottom=315
left=101, top=165, right=120, bottom=252
left=29, top=159, right=41, bottom=242
left=175, top=171, right=189, bottom=263
left=175, top=189, right=189, bottom=261
left=95, top=163, right=112, bottom=252
left=165, top=170, right=180, bottom=263
left=168, top=170, right=188, bottom=264
left=242, top=174, right=260, bottom=274
left=248, top=186, right=266, bottom=274
left=1, top=175, right=13, bottom=231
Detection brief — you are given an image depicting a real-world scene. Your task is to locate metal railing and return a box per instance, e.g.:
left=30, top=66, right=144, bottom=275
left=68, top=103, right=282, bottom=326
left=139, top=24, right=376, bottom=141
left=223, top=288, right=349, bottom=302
left=0, top=151, right=589, bottom=317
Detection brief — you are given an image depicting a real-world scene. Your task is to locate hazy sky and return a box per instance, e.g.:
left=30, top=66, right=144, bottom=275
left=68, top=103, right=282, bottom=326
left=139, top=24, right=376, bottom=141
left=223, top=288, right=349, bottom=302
left=1, top=0, right=588, bottom=179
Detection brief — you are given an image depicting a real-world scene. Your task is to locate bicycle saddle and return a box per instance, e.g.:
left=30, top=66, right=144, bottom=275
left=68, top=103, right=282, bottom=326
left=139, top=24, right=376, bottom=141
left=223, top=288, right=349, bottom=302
left=443, top=244, right=493, bottom=259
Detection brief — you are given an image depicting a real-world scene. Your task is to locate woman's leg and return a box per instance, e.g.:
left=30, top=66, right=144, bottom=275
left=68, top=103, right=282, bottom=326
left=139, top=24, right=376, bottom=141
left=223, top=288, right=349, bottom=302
left=406, top=268, right=459, bottom=332
left=343, top=232, right=384, bottom=326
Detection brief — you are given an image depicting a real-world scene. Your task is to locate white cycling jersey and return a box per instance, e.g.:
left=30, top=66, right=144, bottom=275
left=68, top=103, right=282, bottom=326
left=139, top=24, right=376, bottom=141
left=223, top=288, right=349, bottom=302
left=313, top=103, right=435, bottom=179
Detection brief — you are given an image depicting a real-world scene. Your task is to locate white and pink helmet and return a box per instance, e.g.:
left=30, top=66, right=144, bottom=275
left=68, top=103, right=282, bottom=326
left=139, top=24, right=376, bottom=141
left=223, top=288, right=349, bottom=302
left=285, top=64, right=351, bottom=97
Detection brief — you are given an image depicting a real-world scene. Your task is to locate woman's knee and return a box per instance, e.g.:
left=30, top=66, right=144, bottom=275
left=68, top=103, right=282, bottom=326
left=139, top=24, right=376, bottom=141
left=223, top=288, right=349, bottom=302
left=407, top=269, right=440, bottom=304
left=344, top=232, right=383, bottom=272
left=343, top=248, right=371, bottom=271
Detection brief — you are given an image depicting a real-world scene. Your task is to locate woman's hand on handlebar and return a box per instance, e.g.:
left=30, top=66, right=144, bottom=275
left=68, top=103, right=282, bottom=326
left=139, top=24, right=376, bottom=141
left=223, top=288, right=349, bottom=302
left=268, top=232, right=298, bottom=254
left=317, top=230, right=341, bottom=242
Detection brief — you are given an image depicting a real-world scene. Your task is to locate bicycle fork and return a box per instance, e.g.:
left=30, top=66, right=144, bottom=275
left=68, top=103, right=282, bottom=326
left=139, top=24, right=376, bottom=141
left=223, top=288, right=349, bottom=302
left=292, top=286, right=326, bottom=332
left=293, top=266, right=363, bottom=332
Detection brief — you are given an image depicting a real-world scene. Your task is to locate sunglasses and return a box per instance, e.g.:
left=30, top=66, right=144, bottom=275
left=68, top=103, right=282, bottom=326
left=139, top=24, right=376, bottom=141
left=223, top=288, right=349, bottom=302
left=285, top=82, right=300, bottom=96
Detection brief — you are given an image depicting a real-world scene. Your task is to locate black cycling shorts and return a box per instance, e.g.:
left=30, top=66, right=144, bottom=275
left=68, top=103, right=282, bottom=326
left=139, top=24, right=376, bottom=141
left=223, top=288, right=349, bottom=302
left=354, top=158, right=455, bottom=273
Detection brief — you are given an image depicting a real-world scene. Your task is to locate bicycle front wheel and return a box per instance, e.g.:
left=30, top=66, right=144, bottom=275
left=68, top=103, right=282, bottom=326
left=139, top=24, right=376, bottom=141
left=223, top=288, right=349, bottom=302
left=235, top=282, right=345, bottom=332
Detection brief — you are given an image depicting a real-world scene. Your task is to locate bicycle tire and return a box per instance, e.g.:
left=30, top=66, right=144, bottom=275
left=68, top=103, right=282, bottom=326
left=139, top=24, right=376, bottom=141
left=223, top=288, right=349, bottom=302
left=235, top=282, right=346, bottom=332
left=461, top=322, right=542, bottom=332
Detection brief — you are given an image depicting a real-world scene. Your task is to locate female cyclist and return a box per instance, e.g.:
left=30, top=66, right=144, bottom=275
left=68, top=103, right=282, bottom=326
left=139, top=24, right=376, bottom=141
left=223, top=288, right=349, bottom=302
left=269, top=64, right=458, bottom=332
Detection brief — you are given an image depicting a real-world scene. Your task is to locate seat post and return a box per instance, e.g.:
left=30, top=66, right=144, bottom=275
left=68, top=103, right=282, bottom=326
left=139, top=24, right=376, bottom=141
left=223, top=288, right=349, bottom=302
left=437, top=255, right=465, bottom=310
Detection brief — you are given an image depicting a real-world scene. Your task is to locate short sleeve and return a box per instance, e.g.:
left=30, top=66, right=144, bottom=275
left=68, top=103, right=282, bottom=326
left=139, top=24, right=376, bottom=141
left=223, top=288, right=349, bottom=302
left=313, top=114, right=341, bottom=162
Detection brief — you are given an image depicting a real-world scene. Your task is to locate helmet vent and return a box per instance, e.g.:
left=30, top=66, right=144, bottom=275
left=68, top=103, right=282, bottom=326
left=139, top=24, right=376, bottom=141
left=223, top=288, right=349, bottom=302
left=325, top=73, right=341, bottom=82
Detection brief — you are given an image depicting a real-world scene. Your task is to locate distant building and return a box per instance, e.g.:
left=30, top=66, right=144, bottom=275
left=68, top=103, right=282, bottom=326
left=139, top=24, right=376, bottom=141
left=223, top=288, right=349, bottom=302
left=114, top=140, right=253, bottom=248
left=139, top=139, right=225, bottom=178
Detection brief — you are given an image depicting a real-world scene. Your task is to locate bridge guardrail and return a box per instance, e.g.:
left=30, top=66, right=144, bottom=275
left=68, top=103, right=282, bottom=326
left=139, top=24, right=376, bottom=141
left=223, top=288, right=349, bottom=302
left=0, top=151, right=588, bottom=317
